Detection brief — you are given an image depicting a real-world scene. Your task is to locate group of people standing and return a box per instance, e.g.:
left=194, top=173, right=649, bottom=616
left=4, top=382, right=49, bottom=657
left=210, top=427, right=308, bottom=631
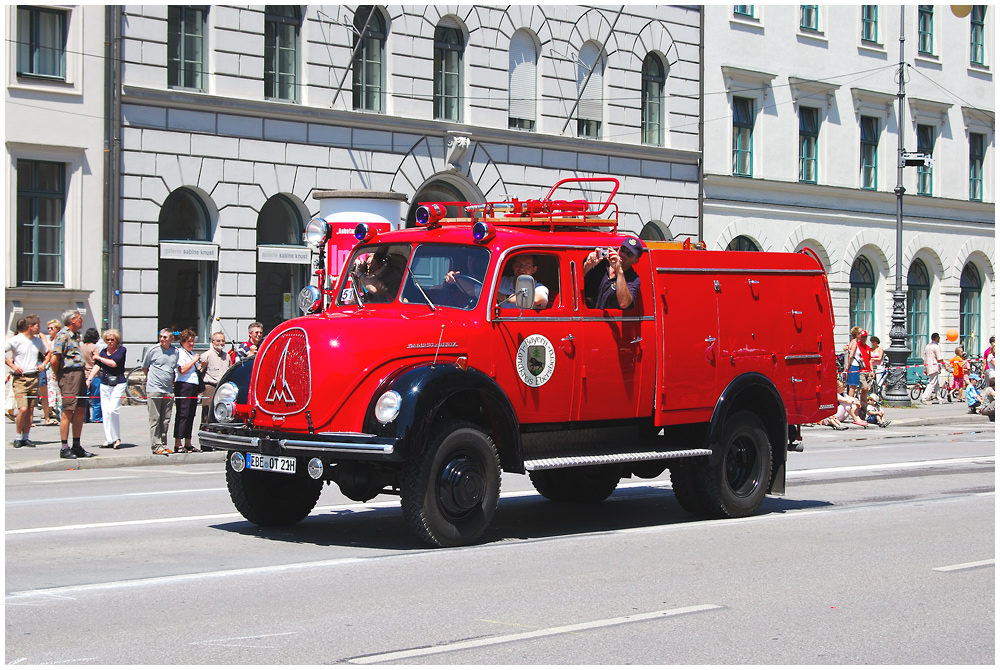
left=822, top=328, right=888, bottom=429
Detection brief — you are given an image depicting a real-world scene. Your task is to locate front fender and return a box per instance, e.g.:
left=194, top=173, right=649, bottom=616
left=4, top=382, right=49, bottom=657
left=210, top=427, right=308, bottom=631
left=363, top=363, right=523, bottom=473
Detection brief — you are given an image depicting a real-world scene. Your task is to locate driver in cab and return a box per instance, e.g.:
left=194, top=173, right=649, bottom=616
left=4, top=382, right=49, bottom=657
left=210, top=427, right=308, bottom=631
left=495, top=254, right=549, bottom=309
left=583, top=236, right=644, bottom=309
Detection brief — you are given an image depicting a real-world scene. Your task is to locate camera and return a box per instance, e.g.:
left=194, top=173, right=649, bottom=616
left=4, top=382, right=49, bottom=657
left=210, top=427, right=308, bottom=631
left=598, top=248, right=609, bottom=259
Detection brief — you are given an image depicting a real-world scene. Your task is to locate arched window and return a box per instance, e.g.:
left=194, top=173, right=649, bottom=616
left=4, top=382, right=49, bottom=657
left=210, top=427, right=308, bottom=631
left=265, top=5, right=300, bottom=101
left=158, top=188, right=215, bottom=341
left=639, top=221, right=666, bottom=241
left=849, top=255, right=875, bottom=334
left=576, top=42, right=604, bottom=138
left=726, top=235, right=760, bottom=252
left=406, top=180, right=468, bottom=227
left=256, top=195, right=307, bottom=334
left=352, top=6, right=385, bottom=112
left=960, top=262, right=981, bottom=355
left=641, top=53, right=665, bottom=146
left=906, top=259, right=930, bottom=362
left=434, top=22, right=464, bottom=121
left=508, top=30, right=537, bottom=130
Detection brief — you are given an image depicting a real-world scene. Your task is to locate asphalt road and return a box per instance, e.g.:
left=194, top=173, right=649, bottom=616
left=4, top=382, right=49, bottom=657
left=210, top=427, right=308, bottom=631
left=5, top=419, right=994, bottom=664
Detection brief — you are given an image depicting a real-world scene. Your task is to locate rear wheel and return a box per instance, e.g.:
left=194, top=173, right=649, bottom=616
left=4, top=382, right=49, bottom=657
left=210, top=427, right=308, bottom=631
left=529, top=465, right=621, bottom=503
left=124, top=367, right=146, bottom=405
left=909, top=384, right=922, bottom=401
left=226, top=456, right=323, bottom=527
left=401, top=421, right=501, bottom=548
left=669, top=462, right=712, bottom=516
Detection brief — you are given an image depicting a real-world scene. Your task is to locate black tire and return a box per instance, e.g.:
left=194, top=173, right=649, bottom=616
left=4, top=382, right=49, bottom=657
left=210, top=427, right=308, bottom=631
left=125, top=367, right=146, bottom=405
left=401, top=421, right=501, bottom=548
left=694, top=410, right=772, bottom=519
left=226, top=456, right=323, bottom=527
left=909, top=384, right=922, bottom=401
left=528, top=465, right=621, bottom=503
left=669, top=462, right=712, bottom=516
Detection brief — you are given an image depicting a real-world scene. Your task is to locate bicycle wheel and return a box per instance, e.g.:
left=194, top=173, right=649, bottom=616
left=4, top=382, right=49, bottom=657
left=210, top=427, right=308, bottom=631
left=909, top=384, right=922, bottom=401
left=124, top=367, right=147, bottom=405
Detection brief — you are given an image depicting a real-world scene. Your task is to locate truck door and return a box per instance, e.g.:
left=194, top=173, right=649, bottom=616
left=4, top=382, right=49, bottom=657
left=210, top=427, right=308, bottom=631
left=783, top=269, right=836, bottom=422
left=655, top=270, right=719, bottom=424
left=575, top=252, right=657, bottom=421
left=491, top=251, right=578, bottom=424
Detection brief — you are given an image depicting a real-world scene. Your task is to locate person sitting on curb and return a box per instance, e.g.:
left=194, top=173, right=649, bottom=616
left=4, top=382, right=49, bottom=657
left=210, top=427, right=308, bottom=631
left=834, top=379, right=867, bottom=427
left=865, top=393, right=891, bottom=427
left=966, top=374, right=983, bottom=414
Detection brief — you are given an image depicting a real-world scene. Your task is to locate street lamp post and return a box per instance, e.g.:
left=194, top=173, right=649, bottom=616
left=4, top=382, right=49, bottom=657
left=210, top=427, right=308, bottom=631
left=884, top=5, right=912, bottom=407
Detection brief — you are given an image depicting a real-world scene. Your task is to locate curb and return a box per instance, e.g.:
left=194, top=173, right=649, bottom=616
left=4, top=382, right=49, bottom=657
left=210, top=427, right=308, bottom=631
left=5, top=450, right=226, bottom=474
left=802, top=412, right=991, bottom=432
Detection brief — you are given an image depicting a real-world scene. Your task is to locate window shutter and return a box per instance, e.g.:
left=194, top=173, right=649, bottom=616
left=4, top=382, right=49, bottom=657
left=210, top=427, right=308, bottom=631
left=508, top=31, right=537, bottom=121
left=577, top=43, right=603, bottom=122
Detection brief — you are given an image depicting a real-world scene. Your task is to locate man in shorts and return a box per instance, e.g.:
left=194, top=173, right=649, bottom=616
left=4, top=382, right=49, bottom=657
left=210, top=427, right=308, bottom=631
left=4, top=315, right=49, bottom=448
left=50, top=309, right=95, bottom=459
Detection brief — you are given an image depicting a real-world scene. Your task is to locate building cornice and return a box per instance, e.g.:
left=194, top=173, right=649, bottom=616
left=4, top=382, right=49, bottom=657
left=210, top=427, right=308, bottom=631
left=788, top=76, right=840, bottom=109
left=720, top=65, right=777, bottom=98
left=121, top=85, right=701, bottom=166
left=961, top=105, right=995, bottom=132
left=850, top=87, right=896, bottom=116
left=908, top=97, right=953, bottom=126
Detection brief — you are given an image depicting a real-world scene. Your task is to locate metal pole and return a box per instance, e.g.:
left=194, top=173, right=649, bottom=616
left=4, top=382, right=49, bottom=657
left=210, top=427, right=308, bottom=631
left=885, top=5, right=911, bottom=407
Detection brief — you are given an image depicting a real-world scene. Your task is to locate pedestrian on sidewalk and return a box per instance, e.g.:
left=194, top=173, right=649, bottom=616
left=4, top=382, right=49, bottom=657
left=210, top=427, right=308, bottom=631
left=50, top=310, right=95, bottom=459
left=173, top=329, right=206, bottom=453
left=231, top=322, right=264, bottom=364
left=983, top=336, right=995, bottom=385
left=81, top=327, right=103, bottom=424
left=143, top=328, right=178, bottom=455
left=966, top=374, right=982, bottom=414
left=4, top=314, right=49, bottom=448
left=922, top=332, right=946, bottom=404
left=39, top=319, right=62, bottom=425
left=199, top=331, right=231, bottom=441
left=88, top=329, right=127, bottom=449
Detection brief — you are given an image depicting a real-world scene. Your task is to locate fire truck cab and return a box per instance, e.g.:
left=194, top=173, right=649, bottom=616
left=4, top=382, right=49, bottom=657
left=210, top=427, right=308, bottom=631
left=200, top=178, right=836, bottom=547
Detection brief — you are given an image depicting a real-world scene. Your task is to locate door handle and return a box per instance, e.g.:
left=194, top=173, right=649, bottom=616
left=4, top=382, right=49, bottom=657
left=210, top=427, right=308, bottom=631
left=630, top=336, right=642, bottom=345
left=790, top=310, right=803, bottom=316
left=791, top=377, right=803, bottom=383
left=561, top=334, right=574, bottom=342
left=705, top=336, right=717, bottom=343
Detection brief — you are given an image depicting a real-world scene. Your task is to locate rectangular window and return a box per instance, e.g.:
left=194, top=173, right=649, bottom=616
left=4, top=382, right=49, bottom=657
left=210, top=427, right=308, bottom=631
left=860, top=116, right=878, bottom=190
left=862, top=5, right=878, bottom=43
left=799, top=107, right=819, bottom=183
left=16, top=160, right=65, bottom=286
left=265, top=13, right=298, bottom=101
left=918, top=6, right=934, bottom=54
left=16, top=6, right=66, bottom=79
left=800, top=5, right=818, bottom=31
left=732, top=97, right=755, bottom=177
left=970, top=132, right=985, bottom=201
left=917, top=124, right=934, bottom=195
left=971, top=6, right=986, bottom=65
left=168, top=6, right=205, bottom=91
left=734, top=6, right=754, bottom=18
left=906, top=287, right=929, bottom=363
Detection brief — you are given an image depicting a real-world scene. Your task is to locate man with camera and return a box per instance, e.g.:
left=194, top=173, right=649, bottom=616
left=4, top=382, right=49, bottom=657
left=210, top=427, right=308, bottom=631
left=583, top=236, right=645, bottom=310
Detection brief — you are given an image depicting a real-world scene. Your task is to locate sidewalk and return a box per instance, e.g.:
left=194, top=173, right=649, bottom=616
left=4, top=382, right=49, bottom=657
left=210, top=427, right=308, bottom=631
left=5, top=397, right=992, bottom=474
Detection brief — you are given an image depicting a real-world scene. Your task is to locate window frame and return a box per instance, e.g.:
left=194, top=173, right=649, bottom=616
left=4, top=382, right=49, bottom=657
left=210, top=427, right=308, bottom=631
left=916, top=124, right=935, bottom=195
left=861, top=5, right=879, bottom=44
left=860, top=115, right=879, bottom=190
left=918, top=5, right=934, bottom=55
left=16, top=159, right=66, bottom=286
left=265, top=6, right=300, bottom=102
left=16, top=6, right=67, bottom=80
left=798, top=106, right=819, bottom=184
left=726, top=236, right=761, bottom=252
left=800, top=5, right=819, bottom=31
left=352, top=6, right=386, bottom=113
left=906, top=259, right=930, bottom=364
left=576, top=42, right=605, bottom=139
left=508, top=29, right=538, bottom=131
left=734, top=6, right=755, bottom=19
left=167, top=6, right=207, bottom=91
left=732, top=96, right=755, bottom=177
left=969, top=132, right=985, bottom=201
left=959, top=263, right=981, bottom=356
left=849, top=256, right=876, bottom=335
left=641, top=53, right=665, bottom=146
left=433, top=24, right=465, bottom=122
left=971, top=6, right=986, bottom=66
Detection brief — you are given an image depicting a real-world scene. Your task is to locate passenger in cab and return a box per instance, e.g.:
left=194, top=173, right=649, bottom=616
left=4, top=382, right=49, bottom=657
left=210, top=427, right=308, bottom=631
left=495, top=254, right=549, bottom=309
left=583, top=236, right=644, bottom=309
left=353, top=248, right=404, bottom=302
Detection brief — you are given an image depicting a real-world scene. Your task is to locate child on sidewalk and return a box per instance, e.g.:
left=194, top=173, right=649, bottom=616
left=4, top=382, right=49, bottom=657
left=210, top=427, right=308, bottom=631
left=865, top=393, right=891, bottom=427
left=966, top=374, right=982, bottom=414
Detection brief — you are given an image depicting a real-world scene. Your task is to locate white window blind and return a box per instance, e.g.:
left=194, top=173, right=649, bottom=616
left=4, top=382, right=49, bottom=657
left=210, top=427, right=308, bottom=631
left=577, top=42, right=604, bottom=122
left=508, top=30, right=537, bottom=122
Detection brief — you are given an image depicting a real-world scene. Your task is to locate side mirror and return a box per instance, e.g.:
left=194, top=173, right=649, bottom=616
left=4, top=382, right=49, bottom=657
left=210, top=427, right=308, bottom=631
left=514, top=274, right=536, bottom=311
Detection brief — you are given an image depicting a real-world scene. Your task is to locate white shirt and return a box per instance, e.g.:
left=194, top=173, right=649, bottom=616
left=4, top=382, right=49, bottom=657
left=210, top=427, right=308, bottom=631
left=176, top=348, right=200, bottom=384
left=5, top=333, right=47, bottom=373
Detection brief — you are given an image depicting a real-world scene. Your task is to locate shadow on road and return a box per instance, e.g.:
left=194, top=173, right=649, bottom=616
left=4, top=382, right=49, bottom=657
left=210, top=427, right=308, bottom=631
left=209, top=485, right=833, bottom=550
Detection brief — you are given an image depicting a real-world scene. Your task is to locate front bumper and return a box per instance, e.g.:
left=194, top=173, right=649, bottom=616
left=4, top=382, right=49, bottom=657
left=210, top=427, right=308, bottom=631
left=198, top=424, right=398, bottom=461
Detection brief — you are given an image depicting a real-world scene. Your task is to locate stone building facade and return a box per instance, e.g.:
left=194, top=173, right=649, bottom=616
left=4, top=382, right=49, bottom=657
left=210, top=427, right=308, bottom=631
left=702, top=5, right=995, bottom=364
left=115, top=4, right=702, bottom=364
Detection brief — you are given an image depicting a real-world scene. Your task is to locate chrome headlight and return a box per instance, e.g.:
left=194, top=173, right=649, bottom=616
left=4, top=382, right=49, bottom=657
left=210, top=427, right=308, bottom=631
left=213, top=382, right=238, bottom=423
left=374, top=390, right=402, bottom=424
left=304, top=218, right=330, bottom=248
left=298, top=285, right=322, bottom=314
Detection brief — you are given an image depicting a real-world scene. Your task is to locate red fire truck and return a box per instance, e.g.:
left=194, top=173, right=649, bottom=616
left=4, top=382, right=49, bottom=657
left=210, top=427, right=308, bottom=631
left=200, top=178, right=837, bottom=547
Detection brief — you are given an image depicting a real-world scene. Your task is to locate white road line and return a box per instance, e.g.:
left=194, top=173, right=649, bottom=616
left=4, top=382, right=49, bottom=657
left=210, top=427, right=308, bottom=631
left=6, top=488, right=228, bottom=506
left=932, top=558, right=995, bottom=572
left=6, top=557, right=370, bottom=598
left=347, top=604, right=722, bottom=664
left=5, top=512, right=244, bottom=535
left=788, top=455, right=995, bottom=476
left=30, top=475, right=139, bottom=483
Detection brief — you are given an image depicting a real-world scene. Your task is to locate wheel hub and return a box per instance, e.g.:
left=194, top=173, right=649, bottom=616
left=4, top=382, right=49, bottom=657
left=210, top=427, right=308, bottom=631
left=438, top=455, right=485, bottom=518
left=725, top=436, right=758, bottom=496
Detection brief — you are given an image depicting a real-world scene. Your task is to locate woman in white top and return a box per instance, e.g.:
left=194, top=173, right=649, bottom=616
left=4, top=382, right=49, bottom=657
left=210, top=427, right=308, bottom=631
left=173, top=329, right=206, bottom=453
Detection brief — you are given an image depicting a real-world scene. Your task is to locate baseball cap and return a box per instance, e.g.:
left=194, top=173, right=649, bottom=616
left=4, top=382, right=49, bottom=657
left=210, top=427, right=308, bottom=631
left=860, top=330, right=868, bottom=338
left=619, top=236, right=646, bottom=258
left=970, top=373, right=981, bottom=381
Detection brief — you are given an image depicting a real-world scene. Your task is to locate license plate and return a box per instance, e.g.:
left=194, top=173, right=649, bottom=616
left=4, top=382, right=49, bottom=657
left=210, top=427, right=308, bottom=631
left=246, top=453, right=297, bottom=475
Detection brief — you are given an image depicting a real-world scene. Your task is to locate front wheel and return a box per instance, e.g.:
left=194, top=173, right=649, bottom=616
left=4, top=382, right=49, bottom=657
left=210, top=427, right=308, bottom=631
left=124, top=367, right=147, bottom=405
left=909, top=384, right=922, bottom=401
left=529, top=466, right=621, bottom=503
left=226, top=456, right=323, bottom=527
left=401, top=421, right=501, bottom=548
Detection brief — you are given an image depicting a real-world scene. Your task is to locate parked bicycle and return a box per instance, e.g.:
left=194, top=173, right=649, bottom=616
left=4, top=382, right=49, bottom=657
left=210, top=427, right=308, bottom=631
left=908, top=375, right=956, bottom=402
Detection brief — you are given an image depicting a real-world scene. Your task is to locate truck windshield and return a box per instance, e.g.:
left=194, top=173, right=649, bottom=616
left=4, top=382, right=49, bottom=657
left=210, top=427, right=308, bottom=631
left=400, top=244, right=491, bottom=311
left=339, top=244, right=411, bottom=306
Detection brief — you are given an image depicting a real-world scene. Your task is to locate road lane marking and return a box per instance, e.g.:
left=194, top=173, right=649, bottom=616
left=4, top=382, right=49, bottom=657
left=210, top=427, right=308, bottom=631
left=346, top=604, right=723, bottom=664
left=5, top=456, right=993, bottom=535
left=189, top=632, right=299, bottom=648
left=30, top=476, right=139, bottom=483
left=5, top=488, right=228, bottom=506
left=932, top=558, right=995, bottom=572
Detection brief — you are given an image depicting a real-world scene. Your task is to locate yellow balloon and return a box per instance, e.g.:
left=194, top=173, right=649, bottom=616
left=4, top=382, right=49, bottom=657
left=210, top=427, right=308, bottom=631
left=952, top=6, right=973, bottom=18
